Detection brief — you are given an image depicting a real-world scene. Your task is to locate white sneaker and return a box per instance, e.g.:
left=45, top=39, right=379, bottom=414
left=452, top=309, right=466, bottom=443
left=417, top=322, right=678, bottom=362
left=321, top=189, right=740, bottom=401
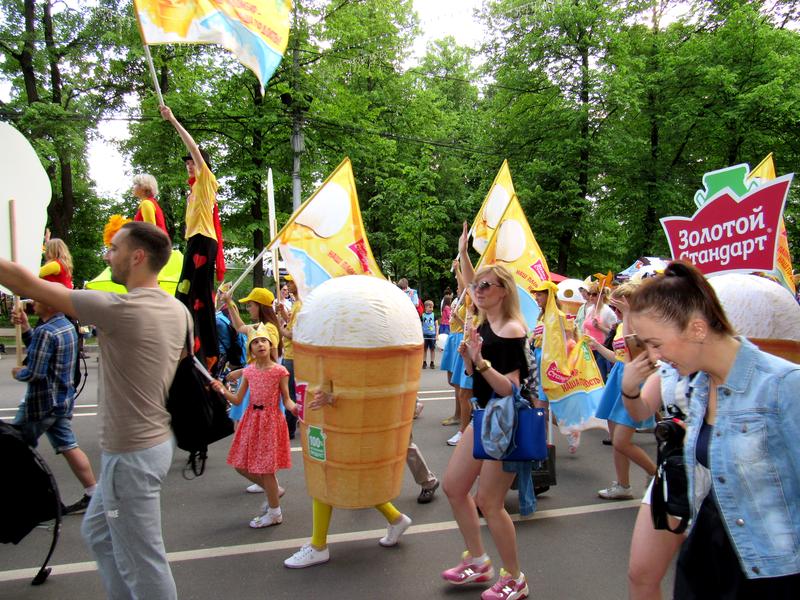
left=284, top=543, right=330, bottom=568
left=598, top=482, right=633, bottom=499
left=379, top=513, right=412, bottom=547
left=249, top=510, right=282, bottom=528
left=447, top=431, right=462, bottom=446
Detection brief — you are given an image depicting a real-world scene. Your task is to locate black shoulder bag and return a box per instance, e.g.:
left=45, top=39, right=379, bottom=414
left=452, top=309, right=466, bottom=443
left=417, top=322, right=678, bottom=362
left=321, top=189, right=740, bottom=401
left=166, top=312, right=234, bottom=478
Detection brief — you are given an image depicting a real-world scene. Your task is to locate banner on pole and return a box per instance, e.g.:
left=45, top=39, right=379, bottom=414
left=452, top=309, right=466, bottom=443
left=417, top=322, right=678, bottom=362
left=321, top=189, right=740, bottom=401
left=476, top=194, right=549, bottom=330
left=268, top=158, right=383, bottom=298
left=134, top=0, right=291, bottom=89
left=470, top=160, right=515, bottom=255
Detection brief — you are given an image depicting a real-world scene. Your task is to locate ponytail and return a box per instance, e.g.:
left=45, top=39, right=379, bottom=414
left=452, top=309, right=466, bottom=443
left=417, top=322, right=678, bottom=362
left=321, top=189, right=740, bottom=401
left=629, top=261, right=734, bottom=335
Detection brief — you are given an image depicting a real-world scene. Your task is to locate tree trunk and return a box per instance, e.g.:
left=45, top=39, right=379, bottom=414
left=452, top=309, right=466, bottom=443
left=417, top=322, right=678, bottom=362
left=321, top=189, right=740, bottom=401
left=41, top=0, right=74, bottom=240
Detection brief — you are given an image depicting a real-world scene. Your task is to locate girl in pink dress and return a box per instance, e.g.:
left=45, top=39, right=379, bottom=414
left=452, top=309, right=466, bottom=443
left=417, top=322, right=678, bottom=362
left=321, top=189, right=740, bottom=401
left=212, top=324, right=298, bottom=528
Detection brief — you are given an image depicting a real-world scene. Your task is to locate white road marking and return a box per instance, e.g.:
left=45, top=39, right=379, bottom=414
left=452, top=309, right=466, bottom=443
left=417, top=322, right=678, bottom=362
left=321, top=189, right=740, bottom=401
left=0, top=500, right=640, bottom=582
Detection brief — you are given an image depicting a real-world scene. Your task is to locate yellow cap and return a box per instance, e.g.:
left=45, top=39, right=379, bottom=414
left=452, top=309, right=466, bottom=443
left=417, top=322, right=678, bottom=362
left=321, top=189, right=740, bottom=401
left=239, top=287, right=275, bottom=306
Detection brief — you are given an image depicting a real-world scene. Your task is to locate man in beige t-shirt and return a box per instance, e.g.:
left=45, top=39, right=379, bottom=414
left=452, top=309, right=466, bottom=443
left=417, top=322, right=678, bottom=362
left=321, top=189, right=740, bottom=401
left=0, top=222, right=188, bottom=599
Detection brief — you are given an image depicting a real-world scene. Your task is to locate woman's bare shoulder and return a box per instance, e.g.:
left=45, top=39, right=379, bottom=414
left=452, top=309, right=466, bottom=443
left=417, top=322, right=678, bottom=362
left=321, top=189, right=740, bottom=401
left=499, top=320, right=527, bottom=338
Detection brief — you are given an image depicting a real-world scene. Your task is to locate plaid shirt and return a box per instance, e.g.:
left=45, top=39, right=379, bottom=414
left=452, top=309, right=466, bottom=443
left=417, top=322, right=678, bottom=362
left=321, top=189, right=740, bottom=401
left=14, top=314, right=78, bottom=421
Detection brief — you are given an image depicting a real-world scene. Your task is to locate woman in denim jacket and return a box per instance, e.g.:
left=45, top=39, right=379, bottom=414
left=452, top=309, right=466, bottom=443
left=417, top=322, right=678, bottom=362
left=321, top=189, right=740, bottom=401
left=626, top=261, right=800, bottom=598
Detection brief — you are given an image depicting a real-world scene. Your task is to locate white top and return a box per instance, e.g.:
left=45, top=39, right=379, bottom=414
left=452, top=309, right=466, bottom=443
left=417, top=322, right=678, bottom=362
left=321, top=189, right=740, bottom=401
left=294, top=275, right=423, bottom=348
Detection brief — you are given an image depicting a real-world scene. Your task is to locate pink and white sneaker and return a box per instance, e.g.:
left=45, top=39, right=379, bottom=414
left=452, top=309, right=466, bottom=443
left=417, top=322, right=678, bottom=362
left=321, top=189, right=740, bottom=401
left=441, top=551, right=495, bottom=585
left=481, top=569, right=529, bottom=600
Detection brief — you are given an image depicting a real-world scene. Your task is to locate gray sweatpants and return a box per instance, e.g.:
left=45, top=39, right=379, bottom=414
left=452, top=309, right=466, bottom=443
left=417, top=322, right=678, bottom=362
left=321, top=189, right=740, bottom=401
left=81, top=439, right=176, bottom=600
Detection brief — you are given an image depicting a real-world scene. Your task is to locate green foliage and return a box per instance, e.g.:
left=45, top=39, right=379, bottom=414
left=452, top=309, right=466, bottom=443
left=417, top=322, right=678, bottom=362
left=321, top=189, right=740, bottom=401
left=2, top=0, right=799, bottom=298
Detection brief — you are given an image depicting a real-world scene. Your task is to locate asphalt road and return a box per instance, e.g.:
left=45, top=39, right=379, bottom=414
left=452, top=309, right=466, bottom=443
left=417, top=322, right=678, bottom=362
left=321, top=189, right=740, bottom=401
left=0, top=354, right=674, bottom=599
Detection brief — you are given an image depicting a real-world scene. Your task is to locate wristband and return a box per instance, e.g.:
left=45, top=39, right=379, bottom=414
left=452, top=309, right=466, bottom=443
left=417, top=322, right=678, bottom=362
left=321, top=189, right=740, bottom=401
left=621, top=389, right=641, bottom=400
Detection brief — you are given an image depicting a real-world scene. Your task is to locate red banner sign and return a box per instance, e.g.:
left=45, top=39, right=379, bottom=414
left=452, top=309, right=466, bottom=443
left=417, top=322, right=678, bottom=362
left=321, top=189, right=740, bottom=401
left=661, top=175, right=792, bottom=275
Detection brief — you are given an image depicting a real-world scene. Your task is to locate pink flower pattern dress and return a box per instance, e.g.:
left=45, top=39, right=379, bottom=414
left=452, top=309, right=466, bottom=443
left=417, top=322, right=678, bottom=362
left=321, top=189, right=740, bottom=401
left=227, top=364, right=291, bottom=474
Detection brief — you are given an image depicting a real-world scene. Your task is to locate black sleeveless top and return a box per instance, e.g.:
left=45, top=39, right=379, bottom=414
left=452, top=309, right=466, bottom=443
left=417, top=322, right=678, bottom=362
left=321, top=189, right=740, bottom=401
left=472, top=320, right=529, bottom=408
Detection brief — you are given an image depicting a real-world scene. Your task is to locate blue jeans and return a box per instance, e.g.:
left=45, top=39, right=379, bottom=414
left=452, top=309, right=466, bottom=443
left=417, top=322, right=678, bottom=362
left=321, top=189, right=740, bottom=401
left=504, top=461, right=536, bottom=517
left=12, top=400, right=78, bottom=453
left=81, top=439, right=176, bottom=600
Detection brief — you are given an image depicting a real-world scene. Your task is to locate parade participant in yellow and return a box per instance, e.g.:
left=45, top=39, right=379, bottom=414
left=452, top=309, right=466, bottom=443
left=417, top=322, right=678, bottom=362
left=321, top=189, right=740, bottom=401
left=160, top=104, right=222, bottom=370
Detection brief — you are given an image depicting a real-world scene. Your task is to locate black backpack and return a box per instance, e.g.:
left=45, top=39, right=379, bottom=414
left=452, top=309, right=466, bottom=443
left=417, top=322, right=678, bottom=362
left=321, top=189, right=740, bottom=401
left=167, top=312, right=234, bottom=477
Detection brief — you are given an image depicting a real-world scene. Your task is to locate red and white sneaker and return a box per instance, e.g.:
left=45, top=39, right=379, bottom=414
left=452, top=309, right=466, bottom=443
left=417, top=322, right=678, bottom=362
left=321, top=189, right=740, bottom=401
left=441, top=551, right=495, bottom=585
left=481, top=569, right=529, bottom=600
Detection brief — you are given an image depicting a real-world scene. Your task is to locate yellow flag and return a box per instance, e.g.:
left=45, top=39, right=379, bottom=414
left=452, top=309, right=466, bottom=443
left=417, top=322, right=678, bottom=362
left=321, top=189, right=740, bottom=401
left=134, top=0, right=291, bottom=89
left=747, top=154, right=795, bottom=294
left=471, top=160, right=515, bottom=254
left=476, top=194, right=549, bottom=329
left=268, top=158, right=383, bottom=298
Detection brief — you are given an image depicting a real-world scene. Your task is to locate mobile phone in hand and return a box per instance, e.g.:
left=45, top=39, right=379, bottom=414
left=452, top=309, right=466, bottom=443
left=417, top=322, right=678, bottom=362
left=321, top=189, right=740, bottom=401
left=624, top=334, right=647, bottom=360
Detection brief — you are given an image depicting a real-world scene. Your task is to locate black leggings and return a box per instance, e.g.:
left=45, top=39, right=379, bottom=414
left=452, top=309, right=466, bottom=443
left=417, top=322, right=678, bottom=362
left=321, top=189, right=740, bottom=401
left=176, top=235, right=219, bottom=367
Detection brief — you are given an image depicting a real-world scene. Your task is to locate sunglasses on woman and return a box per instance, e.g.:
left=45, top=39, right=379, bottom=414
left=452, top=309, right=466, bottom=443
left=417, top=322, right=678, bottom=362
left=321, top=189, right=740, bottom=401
left=471, top=280, right=503, bottom=291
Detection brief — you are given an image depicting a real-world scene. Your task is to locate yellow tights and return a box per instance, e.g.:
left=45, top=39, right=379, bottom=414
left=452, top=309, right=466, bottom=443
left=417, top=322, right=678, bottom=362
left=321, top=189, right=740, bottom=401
left=310, top=499, right=401, bottom=549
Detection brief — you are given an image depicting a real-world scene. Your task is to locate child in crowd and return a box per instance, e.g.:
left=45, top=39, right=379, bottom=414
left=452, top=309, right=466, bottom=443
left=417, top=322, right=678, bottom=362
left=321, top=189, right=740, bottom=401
left=211, top=324, right=297, bottom=528
left=440, top=294, right=452, bottom=335
left=421, top=300, right=438, bottom=368
left=39, top=238, right=74, bottom=289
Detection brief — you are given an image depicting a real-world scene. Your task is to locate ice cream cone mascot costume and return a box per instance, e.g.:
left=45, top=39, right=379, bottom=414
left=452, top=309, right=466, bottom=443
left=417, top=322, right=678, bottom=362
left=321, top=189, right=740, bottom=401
left=284, top=275, right=423, bottom=568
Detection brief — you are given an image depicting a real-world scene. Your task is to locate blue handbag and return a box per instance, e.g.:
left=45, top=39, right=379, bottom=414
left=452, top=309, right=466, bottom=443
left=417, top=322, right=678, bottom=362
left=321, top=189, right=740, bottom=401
left=472, top=386, right=547, bottom=461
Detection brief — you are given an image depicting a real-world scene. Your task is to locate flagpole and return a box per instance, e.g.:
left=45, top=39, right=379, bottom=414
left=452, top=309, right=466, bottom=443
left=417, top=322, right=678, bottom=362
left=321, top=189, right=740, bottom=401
left=8, top=200, right=23, bottom=366
left=228, top=247, right=269, bottom=296
left=142, top=45, right=165, bottom=106
left=268, top=168, right=279, bottom=297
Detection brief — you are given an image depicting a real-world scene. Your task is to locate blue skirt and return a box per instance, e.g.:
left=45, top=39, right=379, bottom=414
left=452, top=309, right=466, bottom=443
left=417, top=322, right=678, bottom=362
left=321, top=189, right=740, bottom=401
left=440, top=331, right=461, bottom=373
left=595, top=362, right=655, bottom=429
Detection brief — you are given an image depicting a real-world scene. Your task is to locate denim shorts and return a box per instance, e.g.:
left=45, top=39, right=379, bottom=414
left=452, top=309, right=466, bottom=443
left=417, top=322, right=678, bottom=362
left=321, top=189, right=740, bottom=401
left=16, top=413, right=78, bottom=453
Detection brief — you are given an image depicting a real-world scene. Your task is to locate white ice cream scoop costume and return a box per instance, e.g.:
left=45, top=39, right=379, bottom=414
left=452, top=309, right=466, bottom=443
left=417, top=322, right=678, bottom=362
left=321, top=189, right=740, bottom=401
left=285, top=276, right=423, bottom=568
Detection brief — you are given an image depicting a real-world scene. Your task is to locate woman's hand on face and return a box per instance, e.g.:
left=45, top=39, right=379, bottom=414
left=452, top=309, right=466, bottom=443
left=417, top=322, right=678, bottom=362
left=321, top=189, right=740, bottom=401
left=621, top=352, right=658, bottom=395
left=587, top=337, right=598, bottom=351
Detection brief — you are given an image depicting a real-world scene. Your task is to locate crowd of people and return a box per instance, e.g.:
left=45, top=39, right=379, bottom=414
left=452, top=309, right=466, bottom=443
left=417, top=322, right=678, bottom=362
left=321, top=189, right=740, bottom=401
left=0, top=108, right=798, bottom=599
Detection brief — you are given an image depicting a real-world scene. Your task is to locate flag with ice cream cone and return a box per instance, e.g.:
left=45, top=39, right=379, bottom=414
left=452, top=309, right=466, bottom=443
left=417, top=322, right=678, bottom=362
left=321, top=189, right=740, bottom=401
left=133, top=0, right=291, bottom=89
left=470, top=160, right=515, bottom=255
left=268, top=157, right=383, bottom=298
left=476, top=194, right=548, bottom=330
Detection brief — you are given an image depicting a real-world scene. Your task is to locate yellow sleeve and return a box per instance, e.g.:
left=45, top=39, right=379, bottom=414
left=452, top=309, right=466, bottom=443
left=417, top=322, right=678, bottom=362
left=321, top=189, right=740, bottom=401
left=39, top=260, right=61, bottom=278
left=139, top=199, right=157, bottom=225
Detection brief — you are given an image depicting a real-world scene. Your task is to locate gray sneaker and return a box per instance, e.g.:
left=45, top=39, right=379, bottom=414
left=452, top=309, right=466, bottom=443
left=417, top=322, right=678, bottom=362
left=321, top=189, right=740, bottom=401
left=417, top=480, right=439, bottom=504
left=598, top=482, right=633, bottom=499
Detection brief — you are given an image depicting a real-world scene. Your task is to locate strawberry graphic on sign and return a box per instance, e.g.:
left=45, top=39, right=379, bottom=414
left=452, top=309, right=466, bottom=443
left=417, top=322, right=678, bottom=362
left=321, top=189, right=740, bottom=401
left=348, top=238, right=372, bottom=274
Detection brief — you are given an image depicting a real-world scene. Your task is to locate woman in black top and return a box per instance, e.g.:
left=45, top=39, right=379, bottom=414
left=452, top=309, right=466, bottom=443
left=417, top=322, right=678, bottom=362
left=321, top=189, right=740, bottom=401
left=440, top=226, right=531, bottom=600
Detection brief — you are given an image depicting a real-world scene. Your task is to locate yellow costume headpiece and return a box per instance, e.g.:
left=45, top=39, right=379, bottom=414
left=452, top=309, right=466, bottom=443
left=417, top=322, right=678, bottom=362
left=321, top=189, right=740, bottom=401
left=246, top=322, right=279, bottom=362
